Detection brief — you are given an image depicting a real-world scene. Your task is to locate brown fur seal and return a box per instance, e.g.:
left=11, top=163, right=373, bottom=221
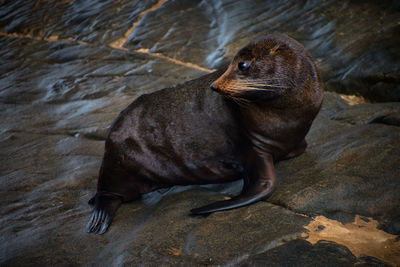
left=87, top=33, right=324, bottom=234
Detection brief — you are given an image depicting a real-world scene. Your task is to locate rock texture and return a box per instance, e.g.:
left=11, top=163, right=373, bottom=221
left=1, top=0, right=399, bottom=266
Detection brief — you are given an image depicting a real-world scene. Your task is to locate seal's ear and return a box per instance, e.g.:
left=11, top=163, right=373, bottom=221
left=270, top=45, right=286, bottom=55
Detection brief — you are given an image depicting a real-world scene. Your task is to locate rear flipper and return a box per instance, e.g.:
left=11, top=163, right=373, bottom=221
left=86, top=192, right=122, bottom=234
left=190, top=180, right=274, bottom=214
left=191, top=152, right=276, bottom=215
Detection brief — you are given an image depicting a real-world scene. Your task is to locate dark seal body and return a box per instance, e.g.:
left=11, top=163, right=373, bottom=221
left=87, top=33, right=324, bottom=234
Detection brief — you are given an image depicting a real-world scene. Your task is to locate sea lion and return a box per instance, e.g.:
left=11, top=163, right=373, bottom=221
left=87, top=33, right=324, bottom=234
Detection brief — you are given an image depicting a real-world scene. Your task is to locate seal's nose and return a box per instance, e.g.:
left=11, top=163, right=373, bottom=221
left=210, top=84, right=218, bottom=92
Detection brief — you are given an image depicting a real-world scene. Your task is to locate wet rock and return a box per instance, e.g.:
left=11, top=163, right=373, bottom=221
left=184, top=201, right=310, bottom=265
left=269, top=93, right=400, bottom=234
left=369, top=112, right=400, bottom=127
left=2, top=1, right=399, bottom=101
left=0, top=0, right=160, bottom=45
left=245, top=239, right=391, bottom=267
left=1, top=0, right=399, bottom=266
left=125, top=0, right=400, bottom=102
left=0, top=35, right=204, bottom=135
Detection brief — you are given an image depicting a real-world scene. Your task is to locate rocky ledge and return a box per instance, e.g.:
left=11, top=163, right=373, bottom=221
left=1, top=0, right=399, bottom=266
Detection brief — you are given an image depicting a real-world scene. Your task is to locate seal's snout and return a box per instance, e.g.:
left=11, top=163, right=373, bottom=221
left=210, top=84, right=219, bottom=92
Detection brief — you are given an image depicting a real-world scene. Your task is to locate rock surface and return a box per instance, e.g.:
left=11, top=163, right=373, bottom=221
left=1, top=0, right=399, bottom=266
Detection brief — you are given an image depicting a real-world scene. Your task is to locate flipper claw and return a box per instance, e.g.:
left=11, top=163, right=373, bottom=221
left=86, top=193, right=122, bottom=234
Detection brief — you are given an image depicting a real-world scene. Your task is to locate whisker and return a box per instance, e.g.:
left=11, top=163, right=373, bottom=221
left=220, top=79, right=288, bottom=100
left=225, top=84, right=280, bottom=91
left=241, top=79, right=283, bottom=85
left=229, top=96, right=251, bottom=108
left=239, top=84, right=289, bottom=90
left=237, top=80, right=288, bottom=87
left=239, top=81, right=289, bottom=88
left=218, top=86, right=252, bottom=107
left=246, top=86, right=275, bottom=91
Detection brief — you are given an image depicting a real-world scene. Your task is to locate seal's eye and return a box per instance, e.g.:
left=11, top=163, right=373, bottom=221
left=238, top=62, right=250, bottom=72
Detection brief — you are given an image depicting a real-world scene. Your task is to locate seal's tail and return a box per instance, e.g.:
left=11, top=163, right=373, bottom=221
left=86, top=192, right=122, bottom=234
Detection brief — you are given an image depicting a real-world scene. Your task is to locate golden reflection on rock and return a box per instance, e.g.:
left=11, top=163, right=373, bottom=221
left=303, top=215, right=400, bottom=266
left=339, top=94, right=368, bottom=105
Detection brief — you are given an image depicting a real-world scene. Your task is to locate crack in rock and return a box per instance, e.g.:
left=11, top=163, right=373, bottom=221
left=135, top=48, right=215, bottom=73
left=109, top=0, right=167, bottom=49
left=0, top=30, right=87, bottom=45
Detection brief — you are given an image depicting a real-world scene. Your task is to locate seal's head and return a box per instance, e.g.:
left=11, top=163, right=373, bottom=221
left=211, top=33, right=322, bottom=106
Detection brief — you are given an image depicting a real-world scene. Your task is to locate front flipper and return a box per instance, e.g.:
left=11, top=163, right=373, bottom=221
left=86, top=192, right=122, bottom=234
left=191, top=153, right=276, bottom=215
